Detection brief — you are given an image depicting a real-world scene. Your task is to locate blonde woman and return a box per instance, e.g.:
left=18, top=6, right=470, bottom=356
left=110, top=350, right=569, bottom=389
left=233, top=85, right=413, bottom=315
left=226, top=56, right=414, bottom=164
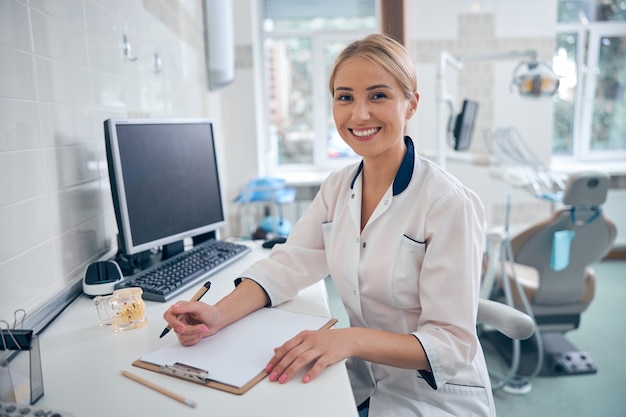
left=164, top=34, right=496, bottom=416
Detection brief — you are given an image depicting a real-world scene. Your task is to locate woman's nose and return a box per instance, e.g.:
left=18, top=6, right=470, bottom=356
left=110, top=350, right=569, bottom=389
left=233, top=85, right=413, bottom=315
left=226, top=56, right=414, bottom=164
left=352, top=100, right=370, bottom=121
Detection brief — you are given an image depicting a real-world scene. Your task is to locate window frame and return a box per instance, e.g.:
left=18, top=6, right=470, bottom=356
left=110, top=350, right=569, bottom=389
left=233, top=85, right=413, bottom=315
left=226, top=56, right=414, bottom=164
left=256, top=8, right=380, bottom=176
left=553, top=21, right=626, bottom=165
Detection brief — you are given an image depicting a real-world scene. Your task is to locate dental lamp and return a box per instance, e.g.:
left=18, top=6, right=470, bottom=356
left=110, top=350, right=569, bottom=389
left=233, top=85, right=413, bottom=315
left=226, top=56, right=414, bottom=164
left=510, top=60, right=560, bottom=97
left=436, top=50, right=560, bottom=170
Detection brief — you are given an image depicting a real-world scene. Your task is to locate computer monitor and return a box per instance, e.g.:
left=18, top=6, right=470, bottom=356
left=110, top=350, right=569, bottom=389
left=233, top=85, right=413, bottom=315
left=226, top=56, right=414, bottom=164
left=104, top=118, right=226, bottom=259
left=452, top=99, right=479, bottom=151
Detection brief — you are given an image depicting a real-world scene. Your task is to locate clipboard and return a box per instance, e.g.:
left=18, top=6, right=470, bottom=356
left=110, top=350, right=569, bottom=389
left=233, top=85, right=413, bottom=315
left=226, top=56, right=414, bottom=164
left=133, top=308, right=337, bottom=395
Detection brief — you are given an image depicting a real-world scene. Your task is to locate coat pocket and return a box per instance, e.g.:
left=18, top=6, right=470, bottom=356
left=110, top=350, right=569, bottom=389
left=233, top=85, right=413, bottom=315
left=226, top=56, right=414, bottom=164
left=389, top=235, right=426, bottom=309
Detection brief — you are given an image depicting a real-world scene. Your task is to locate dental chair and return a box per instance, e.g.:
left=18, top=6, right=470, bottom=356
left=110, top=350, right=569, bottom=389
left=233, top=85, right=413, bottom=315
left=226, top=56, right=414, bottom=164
left=486, top=171, right=617, bottom=377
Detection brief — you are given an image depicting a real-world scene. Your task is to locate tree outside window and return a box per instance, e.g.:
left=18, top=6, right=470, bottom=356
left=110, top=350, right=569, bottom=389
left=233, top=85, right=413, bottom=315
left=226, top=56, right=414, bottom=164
left=554, top=0, right=626, bottom=161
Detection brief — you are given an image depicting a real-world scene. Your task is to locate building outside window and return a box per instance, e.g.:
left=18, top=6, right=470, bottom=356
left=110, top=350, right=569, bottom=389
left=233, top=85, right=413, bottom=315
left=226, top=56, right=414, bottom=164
left=260, top=0, right=378, bottom=172
left=553, top=0, right=626, bottom=162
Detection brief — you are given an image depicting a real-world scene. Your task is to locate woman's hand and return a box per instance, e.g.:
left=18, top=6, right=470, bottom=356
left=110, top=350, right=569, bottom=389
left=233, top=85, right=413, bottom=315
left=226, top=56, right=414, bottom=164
left=265, top=326, right=428, bottom=384
left=265, top=328, right=353, bottom=384
left=163, top=279, right=271, bottom=347
left=162, top=301, right=220, bottom=346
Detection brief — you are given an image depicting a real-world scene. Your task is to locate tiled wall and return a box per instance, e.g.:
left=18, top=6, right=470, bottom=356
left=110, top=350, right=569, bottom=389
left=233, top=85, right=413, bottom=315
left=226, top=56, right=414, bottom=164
left=0, top=0, right=213, bottom=328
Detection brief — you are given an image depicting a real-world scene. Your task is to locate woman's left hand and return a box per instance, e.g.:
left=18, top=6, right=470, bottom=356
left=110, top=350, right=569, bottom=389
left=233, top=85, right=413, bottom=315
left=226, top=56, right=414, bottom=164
left=265, top=328, right=353, bottom=384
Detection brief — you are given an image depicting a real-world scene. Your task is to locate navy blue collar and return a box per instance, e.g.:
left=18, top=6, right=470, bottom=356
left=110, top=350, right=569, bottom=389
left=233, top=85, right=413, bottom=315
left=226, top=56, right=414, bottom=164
left=350, top=136, right=415, bottom=196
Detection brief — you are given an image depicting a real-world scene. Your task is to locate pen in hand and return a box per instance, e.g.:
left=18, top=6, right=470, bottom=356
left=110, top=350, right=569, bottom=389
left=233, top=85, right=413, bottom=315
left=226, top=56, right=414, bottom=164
left=159, top=280, right=211, bottom=338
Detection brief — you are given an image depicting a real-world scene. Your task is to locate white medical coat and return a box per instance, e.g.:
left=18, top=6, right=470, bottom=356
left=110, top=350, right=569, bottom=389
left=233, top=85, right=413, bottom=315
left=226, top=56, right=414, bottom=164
left=241, top=137, right=497, bottom=416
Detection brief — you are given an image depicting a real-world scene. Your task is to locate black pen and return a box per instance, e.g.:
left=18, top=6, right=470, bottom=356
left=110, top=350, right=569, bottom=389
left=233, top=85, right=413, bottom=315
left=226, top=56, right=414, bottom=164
left=159, top=280, right=212, bottom=338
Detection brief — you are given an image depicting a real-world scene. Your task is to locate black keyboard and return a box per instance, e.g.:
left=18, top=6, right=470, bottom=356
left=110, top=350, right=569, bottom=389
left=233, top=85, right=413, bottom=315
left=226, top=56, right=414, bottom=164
left=115, top=240, right=251, bottom=302
left=0, top=401, right=75, bottom=417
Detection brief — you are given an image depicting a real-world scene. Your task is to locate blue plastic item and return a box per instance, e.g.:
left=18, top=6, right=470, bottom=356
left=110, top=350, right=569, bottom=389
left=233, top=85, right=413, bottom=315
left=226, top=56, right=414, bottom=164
left=551, top=229, right=576, bottom=271
left=236, top=177, right=296, bottom=204
left=258, top=215, right=293, bottom=236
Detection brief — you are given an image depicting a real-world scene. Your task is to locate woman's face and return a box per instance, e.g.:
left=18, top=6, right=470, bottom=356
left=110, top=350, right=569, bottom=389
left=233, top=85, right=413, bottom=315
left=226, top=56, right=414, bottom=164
left=332, top=57, right=418, bottom=160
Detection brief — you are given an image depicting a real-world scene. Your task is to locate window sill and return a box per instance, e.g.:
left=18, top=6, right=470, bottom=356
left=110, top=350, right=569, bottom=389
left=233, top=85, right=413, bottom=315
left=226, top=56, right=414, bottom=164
left=552, top=160, right=626, bottom=177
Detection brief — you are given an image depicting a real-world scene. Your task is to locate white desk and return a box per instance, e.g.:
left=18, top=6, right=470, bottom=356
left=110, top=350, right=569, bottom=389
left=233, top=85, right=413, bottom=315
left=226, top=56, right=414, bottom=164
left=34, top=243, right=358, bottom=416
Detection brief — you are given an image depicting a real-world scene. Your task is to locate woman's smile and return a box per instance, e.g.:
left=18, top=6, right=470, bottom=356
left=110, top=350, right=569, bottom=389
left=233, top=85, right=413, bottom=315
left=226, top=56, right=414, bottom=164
left=350, top=127, right=381, bottom=139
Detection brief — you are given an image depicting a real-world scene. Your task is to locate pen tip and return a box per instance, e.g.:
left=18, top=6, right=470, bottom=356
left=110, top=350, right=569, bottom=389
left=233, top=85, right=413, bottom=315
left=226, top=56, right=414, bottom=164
left=159, top=328, right=169, bottom=338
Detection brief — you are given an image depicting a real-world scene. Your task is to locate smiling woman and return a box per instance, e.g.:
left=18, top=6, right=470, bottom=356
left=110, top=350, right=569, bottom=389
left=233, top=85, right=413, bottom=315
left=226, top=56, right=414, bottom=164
left=163, top=34, right=497, bottom=417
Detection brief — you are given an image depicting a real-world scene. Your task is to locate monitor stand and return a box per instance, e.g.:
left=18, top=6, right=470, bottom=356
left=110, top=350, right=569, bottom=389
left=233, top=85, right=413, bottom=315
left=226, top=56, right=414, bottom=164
left=161, top=240, right=184, bottom=260
left=161, top=230, right=217, bottom=261
left=192, top=230, right=216, bottom=246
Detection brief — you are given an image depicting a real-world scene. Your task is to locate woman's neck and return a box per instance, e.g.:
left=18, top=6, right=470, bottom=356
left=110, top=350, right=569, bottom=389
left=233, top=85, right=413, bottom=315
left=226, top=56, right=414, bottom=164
left=361, top=139, right=406, bottom=190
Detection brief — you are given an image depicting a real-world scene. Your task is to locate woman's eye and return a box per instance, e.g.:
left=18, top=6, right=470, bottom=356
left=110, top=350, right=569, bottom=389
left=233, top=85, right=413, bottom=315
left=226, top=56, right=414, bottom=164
left=336, top=94, right=352, bottom=102
left=371, top=92, right=387, bottom=100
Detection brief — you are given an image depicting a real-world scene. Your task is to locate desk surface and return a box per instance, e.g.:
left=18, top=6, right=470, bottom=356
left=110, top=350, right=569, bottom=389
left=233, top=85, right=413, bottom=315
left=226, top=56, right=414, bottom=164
left=35, top=242, right=357, bottom=417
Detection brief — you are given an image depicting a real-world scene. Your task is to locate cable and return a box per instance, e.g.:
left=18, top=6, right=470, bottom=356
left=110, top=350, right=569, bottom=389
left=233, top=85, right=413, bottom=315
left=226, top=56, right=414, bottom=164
left=484, top=194, right=543, bottom=392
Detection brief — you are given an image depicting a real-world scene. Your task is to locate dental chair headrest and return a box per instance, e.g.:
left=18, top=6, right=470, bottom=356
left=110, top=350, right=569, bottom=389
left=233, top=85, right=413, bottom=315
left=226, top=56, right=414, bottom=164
left=562, top=171, right=609, bottom=207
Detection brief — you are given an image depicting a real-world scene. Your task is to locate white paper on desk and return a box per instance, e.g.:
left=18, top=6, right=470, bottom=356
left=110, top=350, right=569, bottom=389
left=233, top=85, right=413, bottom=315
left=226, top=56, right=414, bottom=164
left=141, top=308, right=331, bottom=388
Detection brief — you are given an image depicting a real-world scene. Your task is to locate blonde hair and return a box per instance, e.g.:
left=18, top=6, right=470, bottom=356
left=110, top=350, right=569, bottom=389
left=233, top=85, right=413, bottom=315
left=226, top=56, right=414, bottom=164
left=329, top=33, right=418, bottom=99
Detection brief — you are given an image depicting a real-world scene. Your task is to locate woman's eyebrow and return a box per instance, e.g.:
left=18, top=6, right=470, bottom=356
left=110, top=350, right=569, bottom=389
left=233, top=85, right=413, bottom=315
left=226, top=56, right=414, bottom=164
left=366, top=84, right=392, bottom=91
left=334, top=84, right=392, bottom=93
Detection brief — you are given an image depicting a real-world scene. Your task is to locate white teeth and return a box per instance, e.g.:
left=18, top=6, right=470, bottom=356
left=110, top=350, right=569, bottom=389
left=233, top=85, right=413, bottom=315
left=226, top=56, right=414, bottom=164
left=352, top=128, right=379, bottom=137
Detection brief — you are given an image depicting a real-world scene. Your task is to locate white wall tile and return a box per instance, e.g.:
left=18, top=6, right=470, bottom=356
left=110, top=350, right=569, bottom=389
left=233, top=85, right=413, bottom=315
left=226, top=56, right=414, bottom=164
left=42, top=143, right=99, bottom=191
left=0, top=47, right=37, bottom=100
left=84, top=0, right=124, bottom=76
left=88, top=0, right=121, bottom=16
left=37, top=102, right=92, bottom=148
left=31, top=8, right=89, bottom=68
left=90, top=72, right=125, bottom=108
left=0, top=0, right=33, bottom=52
left=0, top=99, right=41, bottom=151
left=35, top=57, right=90, bottom=104
left=0, top=239, right=62, bottom=322
left=58, top=215, right=108, bottom=272
left=0, top=150, right=47, bottom=206
left=0, top=232, right=87, bottom=325
left=29, top=0, right=86, bottom=29
left=0, top=193, right=60, bottom=262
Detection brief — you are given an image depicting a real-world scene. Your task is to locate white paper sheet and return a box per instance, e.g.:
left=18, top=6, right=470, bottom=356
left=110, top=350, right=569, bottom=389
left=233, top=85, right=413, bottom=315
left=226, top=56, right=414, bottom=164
left=141, top=308, right=331, bottom=388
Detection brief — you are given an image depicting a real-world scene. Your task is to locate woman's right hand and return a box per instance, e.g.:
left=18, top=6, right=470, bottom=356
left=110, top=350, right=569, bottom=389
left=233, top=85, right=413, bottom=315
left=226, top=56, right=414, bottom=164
left=162, top=301, right=221, bottom=346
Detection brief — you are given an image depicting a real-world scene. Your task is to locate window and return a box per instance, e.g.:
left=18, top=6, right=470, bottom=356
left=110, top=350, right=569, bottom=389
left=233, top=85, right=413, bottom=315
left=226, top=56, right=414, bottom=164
left=553, top=0, right=626, bottom=161
left=260, top=0, right=378, bottom=172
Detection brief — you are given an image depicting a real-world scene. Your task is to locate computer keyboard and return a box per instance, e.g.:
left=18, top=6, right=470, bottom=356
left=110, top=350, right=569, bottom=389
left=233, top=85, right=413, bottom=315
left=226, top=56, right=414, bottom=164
left=0, top=401, right=75, bottom=417
left=115, top=239, right=251, bottom=302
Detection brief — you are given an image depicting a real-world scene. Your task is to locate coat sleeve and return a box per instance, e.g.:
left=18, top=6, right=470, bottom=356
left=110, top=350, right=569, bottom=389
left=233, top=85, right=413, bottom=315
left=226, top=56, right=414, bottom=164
left=412, top=185, right=485, bottom=389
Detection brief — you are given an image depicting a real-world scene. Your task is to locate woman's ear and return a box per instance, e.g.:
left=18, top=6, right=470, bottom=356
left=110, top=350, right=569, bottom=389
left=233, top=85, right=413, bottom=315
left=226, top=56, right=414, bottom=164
left=406, top=92, right=420, bottom=119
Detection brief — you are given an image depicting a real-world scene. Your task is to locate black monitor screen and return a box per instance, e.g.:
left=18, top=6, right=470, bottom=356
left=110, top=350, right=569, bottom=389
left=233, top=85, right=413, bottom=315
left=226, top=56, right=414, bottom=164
left=104, top=119, right=225, bottom=256
left=452, top=99, right=479, bottom=151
